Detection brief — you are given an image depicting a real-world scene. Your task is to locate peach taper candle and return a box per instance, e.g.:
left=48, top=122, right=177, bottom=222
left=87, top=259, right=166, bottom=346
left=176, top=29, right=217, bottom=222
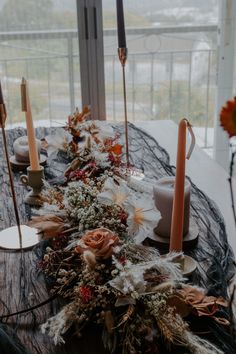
left=169, top=119, right=194, bottom=252
left=21, top=78, right=40, bottom=171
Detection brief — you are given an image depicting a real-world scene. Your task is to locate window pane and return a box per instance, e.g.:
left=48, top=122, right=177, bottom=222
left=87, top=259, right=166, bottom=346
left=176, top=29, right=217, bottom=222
left=103, top=0, right=219, bottom=148
left=0, top=0, right=81, bottom=127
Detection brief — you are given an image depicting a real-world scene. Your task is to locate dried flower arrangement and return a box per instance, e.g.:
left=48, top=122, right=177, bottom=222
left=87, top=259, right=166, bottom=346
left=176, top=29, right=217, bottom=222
left=30, top=107, right=230, bottom=354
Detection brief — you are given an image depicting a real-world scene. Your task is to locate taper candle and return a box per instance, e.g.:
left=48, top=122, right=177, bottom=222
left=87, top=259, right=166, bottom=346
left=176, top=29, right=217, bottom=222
left=0, top=81, right=6, bottom=120
left=0, top=81, right=4, bottom=104
left=116, top=0, right=126, bottom=48
left=21, top=78, right=40, bottom=171
left=169, top=119, right=188, bottom=252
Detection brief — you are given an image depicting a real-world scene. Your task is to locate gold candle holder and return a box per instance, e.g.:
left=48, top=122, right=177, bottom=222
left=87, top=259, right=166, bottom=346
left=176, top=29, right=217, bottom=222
left=118, top=47, right=130, bottom=167
left=173, top=253, right=197, bottom=277
left=118, top=47, right=127, bottom=66
left=0, top=83, right=39, bottom=250
left=21, top=166, right=44, bottom=206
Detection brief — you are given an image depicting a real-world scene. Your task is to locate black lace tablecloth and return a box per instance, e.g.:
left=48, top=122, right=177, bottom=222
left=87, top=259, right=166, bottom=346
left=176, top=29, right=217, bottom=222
left=0, top=123, right=235, bottom=354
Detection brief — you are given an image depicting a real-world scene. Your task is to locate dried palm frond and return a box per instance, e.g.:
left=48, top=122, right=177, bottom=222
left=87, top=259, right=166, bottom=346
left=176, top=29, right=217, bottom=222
left=28, top=214, right=70, bottom=239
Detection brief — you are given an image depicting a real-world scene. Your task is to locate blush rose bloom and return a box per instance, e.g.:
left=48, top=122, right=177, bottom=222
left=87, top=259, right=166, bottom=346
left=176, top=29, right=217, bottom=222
left=75, top=228, right=120, bottom=259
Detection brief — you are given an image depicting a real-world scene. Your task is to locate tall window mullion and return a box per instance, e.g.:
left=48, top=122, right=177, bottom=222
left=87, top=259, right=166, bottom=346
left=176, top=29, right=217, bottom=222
left=77, top=0, right=106, bottom=120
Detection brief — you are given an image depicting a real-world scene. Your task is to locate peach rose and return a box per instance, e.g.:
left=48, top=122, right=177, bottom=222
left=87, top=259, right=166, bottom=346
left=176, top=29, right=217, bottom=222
left=75, top=228, right=120, bottom=259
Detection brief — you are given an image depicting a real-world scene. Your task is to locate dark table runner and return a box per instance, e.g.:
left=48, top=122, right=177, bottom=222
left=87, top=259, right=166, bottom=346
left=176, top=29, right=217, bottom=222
left=0, top=123, right=235, bottom=354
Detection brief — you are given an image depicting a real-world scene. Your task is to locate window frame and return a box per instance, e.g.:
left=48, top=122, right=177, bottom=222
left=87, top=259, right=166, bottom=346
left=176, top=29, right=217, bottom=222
left=77, top=0, right=106, bottom=120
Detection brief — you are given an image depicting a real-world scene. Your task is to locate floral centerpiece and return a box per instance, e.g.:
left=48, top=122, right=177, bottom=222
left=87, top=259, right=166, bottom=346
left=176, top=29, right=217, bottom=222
left=29, top=107, right=229, bottom=354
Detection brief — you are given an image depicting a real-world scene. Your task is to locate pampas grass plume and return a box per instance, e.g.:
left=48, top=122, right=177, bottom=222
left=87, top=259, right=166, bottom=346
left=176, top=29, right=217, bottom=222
left=83, top=250, right=97, bottom=269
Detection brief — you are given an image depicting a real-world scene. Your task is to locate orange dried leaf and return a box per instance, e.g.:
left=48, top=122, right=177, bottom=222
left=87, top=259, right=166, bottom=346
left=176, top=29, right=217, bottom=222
left=177, top=285, right=228, bottom=318
left=167, top=294, right=191, bottom=318
left=110, top=144, right=123, bottom=155
left=220, top=97, right=236, bottom=137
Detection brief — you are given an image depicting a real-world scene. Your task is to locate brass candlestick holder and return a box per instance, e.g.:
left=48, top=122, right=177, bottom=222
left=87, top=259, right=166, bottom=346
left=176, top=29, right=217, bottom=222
left=118, top=47, right=130, bottom=167
left=174, top=254, right=197, bottom=277
left=20, top=166, right=44, bottom=206
left=0, top=87, right=39, bottom=250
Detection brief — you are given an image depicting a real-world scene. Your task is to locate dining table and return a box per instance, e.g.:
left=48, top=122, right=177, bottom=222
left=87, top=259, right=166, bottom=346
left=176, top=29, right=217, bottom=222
left=0, top=120, right=235, bottom=354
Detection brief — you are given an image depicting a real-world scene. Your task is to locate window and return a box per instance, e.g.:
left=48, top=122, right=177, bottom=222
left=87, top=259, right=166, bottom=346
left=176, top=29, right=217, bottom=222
left=0, top=0, right=227, bottom=157
left=0, top=0, right=81, bottom=127
left=102, top=0, right=219, bottom=150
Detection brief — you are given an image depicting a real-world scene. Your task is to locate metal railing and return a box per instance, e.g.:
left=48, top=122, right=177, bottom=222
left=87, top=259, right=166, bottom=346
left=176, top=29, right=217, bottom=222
left=0, top=30, right=80, bottom=122
left=0, top=25, right=217, bottom=147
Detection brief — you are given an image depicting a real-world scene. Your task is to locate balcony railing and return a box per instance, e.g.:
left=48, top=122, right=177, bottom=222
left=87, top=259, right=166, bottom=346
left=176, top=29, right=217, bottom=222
left=0, top=25, right=217, bottom=148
